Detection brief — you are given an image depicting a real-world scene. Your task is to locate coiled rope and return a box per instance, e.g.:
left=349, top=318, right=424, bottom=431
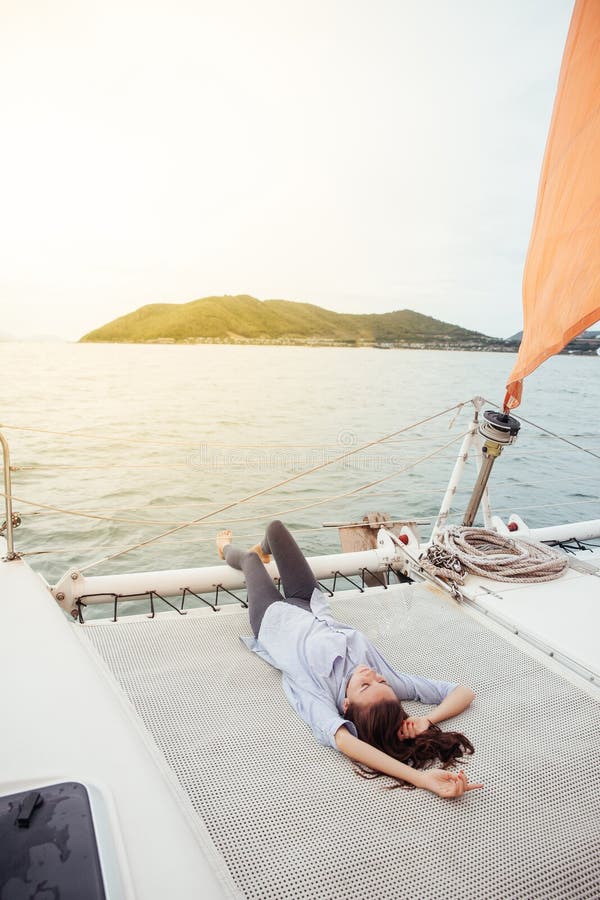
left=421, top=526, right=569, bottom=586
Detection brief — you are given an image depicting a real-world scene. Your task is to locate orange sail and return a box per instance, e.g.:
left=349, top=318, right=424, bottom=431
left=504, top=0, right=600, bottom=410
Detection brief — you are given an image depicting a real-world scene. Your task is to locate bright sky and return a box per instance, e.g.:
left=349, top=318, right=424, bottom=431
left=1, top=0, right=575, bottom=341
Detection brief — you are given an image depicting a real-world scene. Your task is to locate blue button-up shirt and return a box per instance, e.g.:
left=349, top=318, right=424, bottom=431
left=240, top=588, right=457, bottom=749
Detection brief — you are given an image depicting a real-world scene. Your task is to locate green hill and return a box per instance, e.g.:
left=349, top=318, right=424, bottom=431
left=79, top=294, right=496, bottom=347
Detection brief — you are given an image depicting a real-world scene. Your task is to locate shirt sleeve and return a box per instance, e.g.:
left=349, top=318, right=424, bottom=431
left=281, top=675, right=358, bottom=749
left=375, top=657, right=458, bottom=706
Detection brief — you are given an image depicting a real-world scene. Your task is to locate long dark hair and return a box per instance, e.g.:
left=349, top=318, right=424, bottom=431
left=345, top=697, right=474, bottom=788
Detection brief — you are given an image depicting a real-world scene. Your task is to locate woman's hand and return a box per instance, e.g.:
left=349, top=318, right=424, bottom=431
left=400, top=716, right=432, bottom=739
left=417, top=769, right=484, bottom=799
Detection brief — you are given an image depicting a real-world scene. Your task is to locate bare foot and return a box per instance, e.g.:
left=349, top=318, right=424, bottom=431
left=216, top=529, right=233, bottom=560
left=249, top=543, right=272, bottom=564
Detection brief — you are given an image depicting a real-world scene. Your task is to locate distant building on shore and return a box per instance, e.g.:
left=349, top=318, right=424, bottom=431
left=505, top=329, right=600, bottom=355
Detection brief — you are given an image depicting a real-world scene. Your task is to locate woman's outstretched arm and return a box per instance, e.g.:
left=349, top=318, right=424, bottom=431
left=428, top=684, right=476, bottom=724
left=334, top=725, right=483, bottom=799
left=401, top=684, right=476, bottom=739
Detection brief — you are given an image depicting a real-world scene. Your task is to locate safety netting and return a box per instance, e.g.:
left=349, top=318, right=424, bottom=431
left=81, top=584, right=600, bottom=900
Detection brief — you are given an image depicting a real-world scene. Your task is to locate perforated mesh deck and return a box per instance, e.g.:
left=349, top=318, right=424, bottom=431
left=81, top=585, right=600, bottom=900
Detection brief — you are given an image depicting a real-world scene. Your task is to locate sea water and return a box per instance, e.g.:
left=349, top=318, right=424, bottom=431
left=3, top=342, right=599, bottom=617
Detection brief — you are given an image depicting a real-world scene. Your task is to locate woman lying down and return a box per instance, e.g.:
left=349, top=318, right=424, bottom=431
left=217, top=520, right=483, bottom=800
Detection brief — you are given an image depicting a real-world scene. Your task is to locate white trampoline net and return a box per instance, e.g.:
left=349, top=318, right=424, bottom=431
left=82, top=585, right=600, bottom=900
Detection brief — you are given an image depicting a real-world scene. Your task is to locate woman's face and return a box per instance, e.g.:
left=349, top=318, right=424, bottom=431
left=343, top=665, right=397, bottom=713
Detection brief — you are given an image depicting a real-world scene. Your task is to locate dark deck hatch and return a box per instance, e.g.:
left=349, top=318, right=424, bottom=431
left=0, top=782, right=106, bottom=900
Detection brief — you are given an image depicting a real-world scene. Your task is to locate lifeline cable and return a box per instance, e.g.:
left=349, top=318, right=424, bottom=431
left=75, top=402, right=470, bottom=573
left=483, top=398, right=600, bottom=462
left=2, top=434, right=465, bottom=532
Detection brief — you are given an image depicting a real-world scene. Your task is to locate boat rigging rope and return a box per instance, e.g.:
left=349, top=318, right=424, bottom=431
left=10, top=396, right=598, bottom=570
left=16, top=525, right=328, bottom=557
left=1, top=432, right=465, bottom=534
left=0, top=422, right=464, bottom=449
left=75, top=403, right=468, bottom=573
left=483, top=398, right=600, bottom=462
left=14, top=467, right=600, bottom=520
left=421, top=527, right=569, bottom=586
left=15, top=483, right=448, bottom=517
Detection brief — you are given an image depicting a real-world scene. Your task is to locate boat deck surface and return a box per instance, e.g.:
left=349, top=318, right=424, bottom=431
left=461, top=553, right=600, bottom=683
left=79, top=583, right=600, bottom=900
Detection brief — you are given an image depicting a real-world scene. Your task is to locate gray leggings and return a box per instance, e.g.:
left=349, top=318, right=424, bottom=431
left=223, top=520, right=318, bottom=637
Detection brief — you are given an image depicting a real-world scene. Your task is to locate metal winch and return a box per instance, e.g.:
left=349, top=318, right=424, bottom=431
left=463, top=410, right=521, bottom=527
